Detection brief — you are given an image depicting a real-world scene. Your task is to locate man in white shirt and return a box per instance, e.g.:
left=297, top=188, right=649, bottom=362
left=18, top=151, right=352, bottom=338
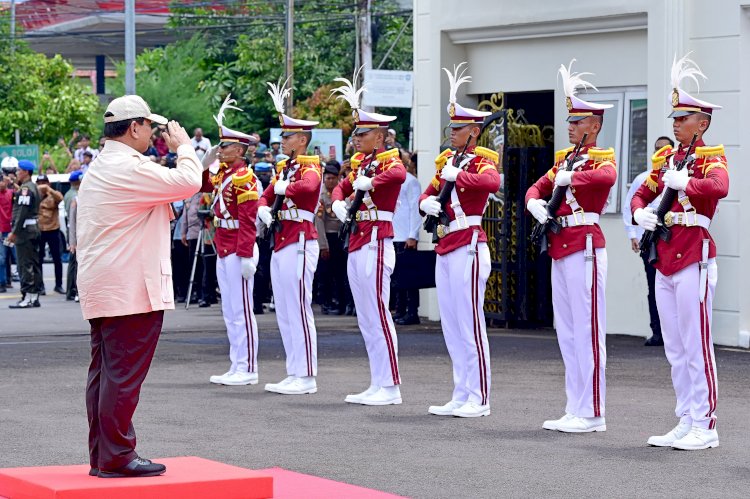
left=74, top=135, right=99, bottom=163
left=191, top=128, right=211, bottom=159
left=622, top=136, right=673, bottom=346
left=392, top=158, right=422, bottom=325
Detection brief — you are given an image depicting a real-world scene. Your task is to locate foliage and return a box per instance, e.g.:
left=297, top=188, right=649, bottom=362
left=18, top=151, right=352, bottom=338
left=0, top=11, right=100, bottom=147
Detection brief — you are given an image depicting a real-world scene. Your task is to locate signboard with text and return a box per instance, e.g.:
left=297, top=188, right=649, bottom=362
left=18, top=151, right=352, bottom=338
left=362, top=70, right=413, bottom=109
left=0, top=144, right=40, bottom=169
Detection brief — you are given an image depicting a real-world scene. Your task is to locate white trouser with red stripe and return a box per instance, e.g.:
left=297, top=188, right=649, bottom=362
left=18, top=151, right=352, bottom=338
left=551, top=247, right=607, bottom=418
left=655, top=259, right=718, bottom=429
left=271, top=239, right=319, bottom=377
left=216, top=248, right=259, bottom=374
left=347, top=237, right=401, bottom=387
left=435, top=242, right=492, bottom=406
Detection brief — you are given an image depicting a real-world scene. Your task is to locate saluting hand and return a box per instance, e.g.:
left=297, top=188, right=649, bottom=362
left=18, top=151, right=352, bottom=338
left=162, top=121, right=191, bottom=152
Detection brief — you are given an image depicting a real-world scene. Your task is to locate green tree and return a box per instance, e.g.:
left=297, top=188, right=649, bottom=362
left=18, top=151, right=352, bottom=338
left=0, top=12, right=100, bottom=148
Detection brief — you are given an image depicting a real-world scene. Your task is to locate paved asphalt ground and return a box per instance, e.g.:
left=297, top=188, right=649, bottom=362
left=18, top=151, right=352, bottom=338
left=1, top=266, right=750, bottom=498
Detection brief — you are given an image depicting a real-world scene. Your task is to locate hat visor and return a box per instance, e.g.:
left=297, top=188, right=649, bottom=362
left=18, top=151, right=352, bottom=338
left=448, top=122, right=475, bottom=129
left=219, top=141, right=248, bottom=148
left=353, top=127, right=381, bottom=135
left=280, top=131, right=300, bottom=137
left=566, top=115, right=589, bottom=123
left=668, top=109, right=699, bottom=119
left=146, top=113, right=168, bottom=125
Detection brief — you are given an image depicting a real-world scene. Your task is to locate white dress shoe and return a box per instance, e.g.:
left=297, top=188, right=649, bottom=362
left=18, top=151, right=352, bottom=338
left=209, top=371, right=234, bottom=384
left=357, top=386, right=402, bottom=406
left=542, top=413, right=574, bottom=431
left=219, top=372, right=258, bottom=386
left=264, top=376, right=296, bottom=393
left=452, top=401, right=491, bottom=418
left=428, top=400, right=465, bottom=416
left=273, top=376, right=317, bottom=395
left=556, top=416, right=606, bottom=433
left=647, top=421, right=691, bottom=447
left=345, top=385, right=379, bottom=404
left=671, top=427, right=719, bottom=450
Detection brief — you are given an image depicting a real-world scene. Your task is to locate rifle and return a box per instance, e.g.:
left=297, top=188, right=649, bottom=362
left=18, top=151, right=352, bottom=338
left=638, top=132, right=698, bottom=264
left=423, top=136, right=473, bottom=243
left=530, top=133, right=588, bottom=252
left=339, top=148, right=378, bottom=251
left=261, top=149, right=296, bottom=250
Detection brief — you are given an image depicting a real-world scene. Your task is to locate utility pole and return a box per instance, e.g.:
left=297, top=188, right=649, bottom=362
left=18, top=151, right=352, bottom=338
left=358, top=0, right=373, bottom=111
left=285, top=0, right=294, bottom=112
left=125, top=0, right=136, bottom=94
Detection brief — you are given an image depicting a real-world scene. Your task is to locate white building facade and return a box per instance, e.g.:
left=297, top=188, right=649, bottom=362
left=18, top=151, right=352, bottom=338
left=414, top=0, right=750, bottom=346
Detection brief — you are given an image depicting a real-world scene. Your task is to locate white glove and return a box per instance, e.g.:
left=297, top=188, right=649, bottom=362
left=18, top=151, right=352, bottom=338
left=634, top=207, right=658, bottom=231
left=527, top=198, right=549, bottom=224
left=353, top=175, right=374, bottom=191
left=257, top=205, right=273, bottom=227
left=332, top=200, right=348, bottom=223
left=440, top=164, right=461, bottom=182
left=274, top=178, right=290, bottom=195
left=554, top=170, right=573, bottom=187
left=419, top=196, right=441, bottom=217
left=201, top=145, right=219, bottom=171
left=662, top=169, right=689, bottom=191
left=241, top=257, right=256, bottom=280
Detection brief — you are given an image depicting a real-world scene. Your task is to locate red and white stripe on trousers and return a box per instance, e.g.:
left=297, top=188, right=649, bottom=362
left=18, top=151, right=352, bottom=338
left=471, top=252, right=488, bottom=406
left=590, top=256, right=601, bottom=418
left=700, top=282, right=717, bottom=429
left=298, top=241, right=314, bottom=377
left=241, top=278, right=255, bottom=373
left=375, top=239, right=400, bottom=385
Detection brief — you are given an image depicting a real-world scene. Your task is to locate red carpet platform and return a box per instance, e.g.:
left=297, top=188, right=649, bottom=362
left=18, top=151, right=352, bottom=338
left=0, top=457, right=405, bottom=499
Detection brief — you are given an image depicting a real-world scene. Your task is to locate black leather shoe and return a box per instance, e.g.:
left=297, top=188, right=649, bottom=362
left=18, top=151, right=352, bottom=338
left=198, top=299, right=210, bottom=308
left=0, top=285, right=6, bottom=293
left=395, top=315, right=420, bottom=326
left=98, top=457, right=165, bottom=478
left=89, top=468, right=99, bottom=476
left=176, top=296, right=186, bottom=304
left=54, top=285, right=65, bottom=294
left=40, top=288, right=46, bottom=296
left=392, top=312, right=406, bottom=321
left=254, top=305, right=264, bottom=315
left=644, top=334, right=664, bottom=346
left=345, top=304, right=356, bottom=316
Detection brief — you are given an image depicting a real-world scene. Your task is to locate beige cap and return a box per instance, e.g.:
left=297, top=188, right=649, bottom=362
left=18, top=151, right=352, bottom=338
left=104, top=95, right=168, bottom=125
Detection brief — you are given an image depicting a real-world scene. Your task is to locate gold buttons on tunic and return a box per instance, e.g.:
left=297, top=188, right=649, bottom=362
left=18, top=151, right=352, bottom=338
left=360, top=232, right=365, bottom=236
left=676, top=253, right=682, bottom=259
left=460, top=188, right=465, bottom=192
left=562, top=244, right=568, bottom=249
left=281, top=237, right=285, bottom=241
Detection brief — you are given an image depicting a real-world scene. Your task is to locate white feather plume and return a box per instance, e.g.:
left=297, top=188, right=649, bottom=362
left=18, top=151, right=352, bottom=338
left=267, top=78, right=291, bottom=114
left=331, top=65, right=366, bottom=110
left=671, top=52, right=706, bottom=91
left=442, top=62, right=471, bottom=104
left=213, top=94, right=242, bottom=129
left=558, top=59, right=597, bottom=98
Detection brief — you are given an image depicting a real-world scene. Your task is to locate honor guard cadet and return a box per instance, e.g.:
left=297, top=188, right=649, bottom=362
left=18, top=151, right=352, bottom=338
left=258, top=79, right=322, bottom=395
left=526, top=60, right=616, bottom=432
left=418, top=63, right=500, bottom=418
left=632, top=54, right=727, bottom=450
left=7, top=160, right=43, bottom=309
left=330, top=68, right=406, bottom=406
left=201, top=95, right=262, bottom=386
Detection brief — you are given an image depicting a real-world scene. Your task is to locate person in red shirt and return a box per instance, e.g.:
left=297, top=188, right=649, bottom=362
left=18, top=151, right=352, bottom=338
left=0, top=170, right=15, bottom=292
left=526, top=60, right=616, bottom=433
left=632, top=54, right=727, bottom=451
left=200, top=95, right=262, bottom=387
left=418, top=63, right=500, bottom=418
left=330, top=69, right=406, bottom=406
left=258, top=80, right=322, bottom=396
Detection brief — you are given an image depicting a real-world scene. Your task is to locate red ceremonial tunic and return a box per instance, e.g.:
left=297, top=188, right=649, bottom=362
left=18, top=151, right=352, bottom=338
left=418, top=146, right=501, bottom=256
left=331, top=148, right=406, bottom=253
left=258, top=155, right=321, bottom=252
left=525, top=144, right=617, bottom=260
left=631, top=141, right=728, bottom=276
left=200, top=160, right=259, bottom=259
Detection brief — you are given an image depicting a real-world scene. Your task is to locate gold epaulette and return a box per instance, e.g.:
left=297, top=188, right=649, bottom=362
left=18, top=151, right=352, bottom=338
left=474, top=146, right=499, bottom=164
left=651, top=145, right=673, bottom=170
left=276, top=159, right=287, bottom=173
left=350, top=152, right=366, bottom=170
left=434, top=148, right=454, bottom=171
left=430, top=176, right=441, bottom=190
left=347, top=171, right=356, bottom=184
left=237, top=190, right=259, bottom=203
left=554, top=146, right=574, bottom=164
left=376, top=148, right=400, bottom=163
left=588, top=147, right=615, bottom=162
left=696, top=145, right=725, bottom=159
left=231, top=166, right=255, bottom=186
left=297, top=154, right=320, bottom=166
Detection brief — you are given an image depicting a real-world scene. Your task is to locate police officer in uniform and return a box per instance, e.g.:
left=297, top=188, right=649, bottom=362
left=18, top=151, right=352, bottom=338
left=330, top=68, right=407, bottom=406
left=632, top=54, right=726, bottom=450
left=419, top=63, right=500, bottom=418
left=201, top=95, right=262, bottom=386
left=8, top=160, right=43, bottom=309
left=526, top=60, right=617, bottom=433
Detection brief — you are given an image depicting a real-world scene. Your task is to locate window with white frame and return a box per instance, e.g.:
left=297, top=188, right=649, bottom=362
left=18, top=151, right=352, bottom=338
left=579, top=87, right=648, bottom=214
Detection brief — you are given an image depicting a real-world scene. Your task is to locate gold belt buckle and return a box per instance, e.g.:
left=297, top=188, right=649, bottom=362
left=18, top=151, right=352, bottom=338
left=571, top=208, right=586, bottom=226
left=355, top=211, right=363, bottom=222
left=437, top=225, right=449, bottom=238
left=664, top=212, right=674, bottom=228
left=213, top=217, right=219, bottom=228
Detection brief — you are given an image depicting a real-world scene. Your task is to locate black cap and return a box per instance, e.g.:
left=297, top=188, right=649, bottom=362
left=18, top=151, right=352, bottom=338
left=36, top=174, right=50, bottom=184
